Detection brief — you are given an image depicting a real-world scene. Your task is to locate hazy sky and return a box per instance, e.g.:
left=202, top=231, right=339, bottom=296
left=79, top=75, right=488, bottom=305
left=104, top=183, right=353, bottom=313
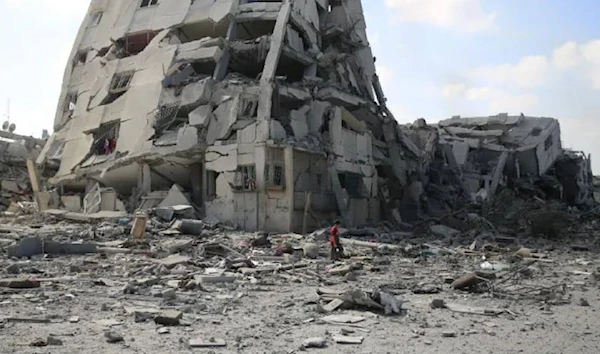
left=0, top=0, right=598, bottom=170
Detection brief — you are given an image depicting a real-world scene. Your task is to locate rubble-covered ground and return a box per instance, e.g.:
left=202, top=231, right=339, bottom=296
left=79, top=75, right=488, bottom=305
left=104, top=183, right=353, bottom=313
left=1, top=209, right=600, bottom=354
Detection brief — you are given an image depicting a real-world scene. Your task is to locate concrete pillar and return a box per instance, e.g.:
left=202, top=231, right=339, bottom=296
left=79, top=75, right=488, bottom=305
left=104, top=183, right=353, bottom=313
left=256, top=1, right=292, bottom=134
left=137, top=163, right=151, bottom=195
left=284, top=146, right=295, bottom=231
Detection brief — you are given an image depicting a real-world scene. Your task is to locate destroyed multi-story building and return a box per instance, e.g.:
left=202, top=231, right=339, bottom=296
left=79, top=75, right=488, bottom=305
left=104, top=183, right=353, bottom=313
left=37, top=0, right=426, bottom=232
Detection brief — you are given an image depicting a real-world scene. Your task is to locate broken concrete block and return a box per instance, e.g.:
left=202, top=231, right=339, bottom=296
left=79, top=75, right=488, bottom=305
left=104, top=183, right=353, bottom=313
left=189, top=105, right=213, bottom=127
left=162, top=288, right=176, bottom=301
left=430, top=225, right=460, bottom=238
left=1, top=180, right=20, bottom=193
left=302, top=337, right=327, bottom=348
left=329, top=264, right=353, bottom=276
left=154, top=310, right=182, bottom=326
left=7, top=237, right=97, bottom=258
left=516, top=248, right=532, bottom=258
left=157, top=254, right=191, bottom=268
left=176, top=125, right=198, bottom=151
left=206, top=99, right=237, bottom=144
left=104, top=330, right=124, bottom=343
left=158, top=184, right=192, bottom=208
left=6, top=237, right=43, bottom=258
left=302, top=243, right=319, bottom=259
left=0, top=278, right=40, bottom=289
left=181, top=78, right=214, bottom=108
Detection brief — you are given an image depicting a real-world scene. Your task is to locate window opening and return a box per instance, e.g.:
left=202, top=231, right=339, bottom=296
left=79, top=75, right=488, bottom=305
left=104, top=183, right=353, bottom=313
left=90, top=12, right=103, bottom=26
left=91, top=121, right=120, bottom=156
left=140, top=0, right=158, bottom=8
left=234, top=165, right=256, bottom=191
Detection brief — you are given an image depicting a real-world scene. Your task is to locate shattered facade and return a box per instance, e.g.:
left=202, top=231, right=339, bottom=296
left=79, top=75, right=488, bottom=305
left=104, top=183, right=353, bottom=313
left=38, top=0, right=415, bottom=232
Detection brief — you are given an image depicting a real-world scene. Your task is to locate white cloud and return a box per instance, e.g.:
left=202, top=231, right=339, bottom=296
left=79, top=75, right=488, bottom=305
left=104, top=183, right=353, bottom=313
left=552, top=42, right=580, bottom=70
left=384, top=0, right=496, bottom=33
left=464, top=87, right=539, bottom=113
left=442, top=83, right=466, bottom=98
left=468, top=55, right=550, bottom=89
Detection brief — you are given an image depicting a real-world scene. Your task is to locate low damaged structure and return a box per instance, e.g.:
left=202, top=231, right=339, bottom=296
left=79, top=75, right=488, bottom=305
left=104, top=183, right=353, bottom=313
left=417, top=114, right=594, bottom=206
left=36, top=1, right=595, bottom=232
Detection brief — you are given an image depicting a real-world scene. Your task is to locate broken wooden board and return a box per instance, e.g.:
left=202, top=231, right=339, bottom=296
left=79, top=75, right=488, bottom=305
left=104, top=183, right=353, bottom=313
left=333, top=335, right=364, bottom=344
left=188, top=338, right=227, bottom=348
left=445, top=303, right=506, bottom=316
left=321, top=315, right=365, bottom=324
left=321, top=298, right=344, bottom=312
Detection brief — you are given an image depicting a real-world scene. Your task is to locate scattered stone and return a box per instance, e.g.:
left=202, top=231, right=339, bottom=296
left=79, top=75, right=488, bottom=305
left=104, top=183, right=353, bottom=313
left=46, top=335, right=63, bottom=346
left=162, top=288, right=176, bottom=300
left=430, top=299, right=446, bottom=309
left=157, top=327, right=170, bottom=334
left=516, top=248, right=532, bottom=258
left=424, top=339, right=433, bottom=345
left=442, top=331, right=457, bottom=338
left=6, top=264, right=20, bottom=274
left=105, top=330, right=124, bottom=343
left=303, top=243, right=319, bottom=259
left=134, top=311, right=155, bottom=323
left=30, top=338, right=47, bottom=347
left=154, top=310, right=182, bottom=326
left=68, top=316, right=80, bottom=323
left=188, top=338, right=227, bottom=348
left=344, top=271, right=358, bottom=281
left=572, top=245, right=590, bottom=252
left=302, top=337, right=327, bottom=348
left=580, top=298, right=590, bottom=307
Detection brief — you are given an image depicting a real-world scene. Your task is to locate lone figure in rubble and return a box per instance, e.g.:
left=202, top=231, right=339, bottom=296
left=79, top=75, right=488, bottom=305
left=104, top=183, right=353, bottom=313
left=330, top=220, right=344, bottom=261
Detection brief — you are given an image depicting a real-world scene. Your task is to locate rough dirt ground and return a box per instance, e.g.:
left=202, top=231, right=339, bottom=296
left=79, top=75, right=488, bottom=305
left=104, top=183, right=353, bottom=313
left=1, top=220, right=600, bottom=354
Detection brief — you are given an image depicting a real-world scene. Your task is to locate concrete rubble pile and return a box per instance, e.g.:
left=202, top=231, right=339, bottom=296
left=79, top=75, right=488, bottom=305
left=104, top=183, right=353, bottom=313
left=0, top=131, right=45, bottom=213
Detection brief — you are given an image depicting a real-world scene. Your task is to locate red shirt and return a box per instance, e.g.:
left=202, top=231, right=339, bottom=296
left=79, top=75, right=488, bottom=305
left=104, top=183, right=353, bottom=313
left=329, top=225, right=339, bottom=246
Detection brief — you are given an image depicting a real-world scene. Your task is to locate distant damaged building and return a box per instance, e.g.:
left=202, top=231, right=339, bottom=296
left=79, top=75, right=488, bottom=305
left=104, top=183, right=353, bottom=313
left=433, top=114, right=594, bottom=206
left=37, top=0, right=424, bottom=231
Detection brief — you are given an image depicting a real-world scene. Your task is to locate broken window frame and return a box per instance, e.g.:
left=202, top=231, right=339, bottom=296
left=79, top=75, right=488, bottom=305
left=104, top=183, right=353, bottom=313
left=233, top=165, right=256, bottom=192
left=90, top=121, right=120, bottom=156
left=63, top=92, right=78, bottom=115
left=90, top=11, right=103, bottom=27
left=109, top=71, right=134, bottom=94
left=47, top=140, right=65, bottom=160
left=265, top=164, right=286, bottom=190
left=124, top=31, right=158, bottom=56
left=139, top=0, right=158, bottom=8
